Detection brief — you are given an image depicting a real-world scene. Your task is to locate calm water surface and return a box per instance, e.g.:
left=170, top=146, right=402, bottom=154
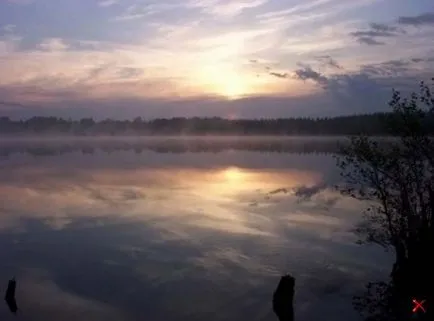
left=0, top=138, right=393, bottom=321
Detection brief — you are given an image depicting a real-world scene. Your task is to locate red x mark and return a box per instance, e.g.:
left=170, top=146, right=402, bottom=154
left=412, top=299, right=426, bottom=313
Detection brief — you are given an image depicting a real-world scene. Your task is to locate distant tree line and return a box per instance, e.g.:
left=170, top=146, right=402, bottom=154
left=1, top=113, right=434, bottom=136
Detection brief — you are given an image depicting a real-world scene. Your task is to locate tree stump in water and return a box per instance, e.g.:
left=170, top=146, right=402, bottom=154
left=273, top=274, right=295, bottom=321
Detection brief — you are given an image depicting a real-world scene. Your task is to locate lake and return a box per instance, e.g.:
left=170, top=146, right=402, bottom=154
left=0, top=137, right=393, bottom=321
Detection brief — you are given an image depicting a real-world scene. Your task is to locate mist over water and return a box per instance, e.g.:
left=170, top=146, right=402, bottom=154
left=0, top=137, right=393, bottom=321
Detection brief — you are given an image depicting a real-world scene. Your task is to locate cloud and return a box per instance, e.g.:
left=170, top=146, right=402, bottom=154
left=1, top=0, right=433, bottom=118
left=116, top=67, right=143, bottom=79
left=356, top=37, right=384, bottom=46
left=0, top=34, right=21, bottom=55
left=279, top=19, right=359, bottom=55
left=360, top=59, right=413, bottom=77
left=2, top=24, right=16, bottom=33
left=111, top=0, right=269, bottom=21
left=38, top=38, right=69, bottom=51
left=14, top=273, right=128, bottom=321
left=188, top=0, right=269, bottom=17
left=293, top=182, right=328, bottom=200
left=398, top=12, right=434, bottom=26
left=98, top=0, right=118, bottom=7
left=257, top=0, right=335, bottom=19
left=266, top=55, right=433, bottom=115
left=350, top=22, right=403, bottom=46
left=113, top=13, right=145, bottom=22
left=112, top=4, right=152, bottom=22
left=291, top=64, right=380, bottom=99
left=269, top=55, right=342, bottom=80
left=1, top=50, right=432, bottom=119
left=351, top=29, right=395, bottom=38
left=268, top=188, right=288, bottom=195
left=293, top=64, right=329, bottom=86
left=369, top=22, right=399, bottom=33
left=351, top=13, right=434, bottom=46
left=83, top=64, right=143, bottom=83
left=0, top=100, right=31, bottom=108
left=315, top=55, right=342, bottom=70
left=269, top=71, right=288, bottom=79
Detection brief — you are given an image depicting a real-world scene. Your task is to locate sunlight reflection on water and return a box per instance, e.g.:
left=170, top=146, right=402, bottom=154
left=0, top=140, right=393, bottom=321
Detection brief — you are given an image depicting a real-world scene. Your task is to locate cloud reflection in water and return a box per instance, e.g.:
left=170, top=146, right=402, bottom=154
left=0, top=143, right=393, bottom=321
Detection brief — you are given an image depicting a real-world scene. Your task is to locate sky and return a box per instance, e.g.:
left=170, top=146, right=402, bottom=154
left=0, top=0, right=433, bottom=119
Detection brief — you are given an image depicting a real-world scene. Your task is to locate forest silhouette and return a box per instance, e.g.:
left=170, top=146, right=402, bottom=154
left=1, top=112, right=434, bottom=136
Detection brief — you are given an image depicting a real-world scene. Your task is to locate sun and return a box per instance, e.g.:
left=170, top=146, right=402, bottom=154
left=222, top=75, right=247, bottom=100
left=197, top=64, right=250, bottom=100
left=223, top=167, right=245, bottom=181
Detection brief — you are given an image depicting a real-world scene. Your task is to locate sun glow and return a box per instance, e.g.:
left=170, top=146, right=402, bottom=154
left=222, top=167, right=245, bottom=182
left=197, top=64, right=252, bottom=100
left=221, top=74, right=248, bottom=100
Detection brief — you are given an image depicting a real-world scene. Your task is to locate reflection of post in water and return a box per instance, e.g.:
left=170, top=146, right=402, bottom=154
left=4, top=277, right=18, bottom=315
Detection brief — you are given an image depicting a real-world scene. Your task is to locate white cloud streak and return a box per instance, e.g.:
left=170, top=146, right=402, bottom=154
left=188, top=0, right=269, bottom=17
left=98, top=0, right=118, bottom=7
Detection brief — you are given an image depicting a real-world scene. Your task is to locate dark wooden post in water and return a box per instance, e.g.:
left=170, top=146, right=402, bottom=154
left=5, top=277, right=18, bottom=314
left=273, top=274, right=295, bottom=321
